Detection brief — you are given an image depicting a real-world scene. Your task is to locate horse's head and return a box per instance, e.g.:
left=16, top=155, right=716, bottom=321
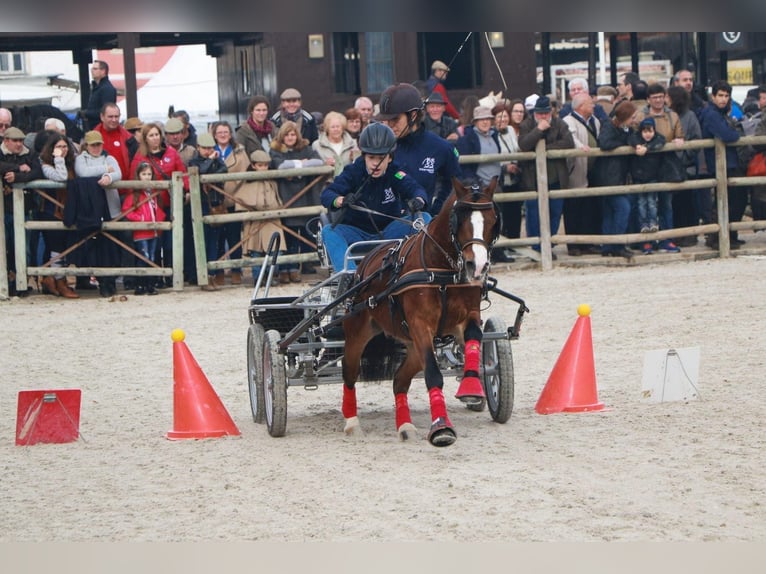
left=449, top=177, right=501, bottom=282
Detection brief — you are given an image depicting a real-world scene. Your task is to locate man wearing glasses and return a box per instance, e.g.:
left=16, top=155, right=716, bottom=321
left=82, top=60, right=117, bottom=130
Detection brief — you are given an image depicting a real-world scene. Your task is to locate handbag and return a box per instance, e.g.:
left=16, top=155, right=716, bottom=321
left=746, top=151, right=766, bottom=177
left=205, top=184, right=227, bottom=226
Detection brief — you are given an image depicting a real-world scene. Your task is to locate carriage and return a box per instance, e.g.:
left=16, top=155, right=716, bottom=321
left=246, top=178, right=528, bottom=444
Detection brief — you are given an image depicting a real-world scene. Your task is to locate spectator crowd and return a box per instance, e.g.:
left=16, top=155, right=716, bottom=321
left=3, top=58, right=766, bottom=298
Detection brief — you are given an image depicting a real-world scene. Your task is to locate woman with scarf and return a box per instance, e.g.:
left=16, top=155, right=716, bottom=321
left=236, top=95, right=277, bottom=157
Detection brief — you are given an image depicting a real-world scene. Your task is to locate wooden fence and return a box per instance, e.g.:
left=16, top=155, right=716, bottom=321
left=3, top=135, right=766, bottom=300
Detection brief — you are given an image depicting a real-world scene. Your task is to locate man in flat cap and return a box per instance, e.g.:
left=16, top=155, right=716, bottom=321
left=270, top=87, right=319, bottom=144
left=425, top=60, right=460, bottom=120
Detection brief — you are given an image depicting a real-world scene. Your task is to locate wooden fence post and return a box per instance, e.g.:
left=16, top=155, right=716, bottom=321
left=171, top=172, right=185, bottom=290
left=535, top=139, right=554, bottom=271
left=0, top=190, right=7, bottom=300
left=714, top=138, right=730, bottom=257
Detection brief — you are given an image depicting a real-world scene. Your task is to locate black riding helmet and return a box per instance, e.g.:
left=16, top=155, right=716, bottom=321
left=358, top=122, right=397, bottom=155
left=374, top=83, right=424, bottom=121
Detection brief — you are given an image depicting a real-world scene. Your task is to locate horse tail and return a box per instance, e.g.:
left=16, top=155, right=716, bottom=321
left=360, top=333, right=405, bottom=382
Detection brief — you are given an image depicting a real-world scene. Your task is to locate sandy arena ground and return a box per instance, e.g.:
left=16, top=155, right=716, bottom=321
left=1, top=254, right=765, bottom=542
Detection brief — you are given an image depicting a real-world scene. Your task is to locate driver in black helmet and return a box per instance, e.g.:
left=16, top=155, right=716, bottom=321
left=320, top=123, right=430, bottom=271
left=375, top=82, right=462, bottom=216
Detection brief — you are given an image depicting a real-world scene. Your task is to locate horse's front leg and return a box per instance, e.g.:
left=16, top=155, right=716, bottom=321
left=392, top=346, right=421, bottom=441
left=408, top=328, right=457, bottom=447
left=455, top=317, right=485, bottom=405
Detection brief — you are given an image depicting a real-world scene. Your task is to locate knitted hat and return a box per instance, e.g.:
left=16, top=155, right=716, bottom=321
left=639, top=116, right=656, bottom=130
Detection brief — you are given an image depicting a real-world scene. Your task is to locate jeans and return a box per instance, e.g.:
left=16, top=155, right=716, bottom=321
left=657, top=191, right=673, bottom=231
left=637, top=193, right=658, bottom=230
left=524, top=194, right=564, bottom=250
left=321, top=212, right=432, bottom=271
left=600, top=194, right=631, bottom=253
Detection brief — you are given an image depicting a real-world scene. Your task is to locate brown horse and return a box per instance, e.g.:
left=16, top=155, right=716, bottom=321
left=340, top=177, right=500, bottom=446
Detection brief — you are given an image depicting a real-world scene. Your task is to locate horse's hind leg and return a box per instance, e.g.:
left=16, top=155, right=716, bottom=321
left=341, top=315, right=373, bottom=436
left=455, top=318, right=486, bottom=405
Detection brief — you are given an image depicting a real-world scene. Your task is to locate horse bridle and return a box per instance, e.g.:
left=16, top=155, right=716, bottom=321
left=447, top=191, right=501, bottom=277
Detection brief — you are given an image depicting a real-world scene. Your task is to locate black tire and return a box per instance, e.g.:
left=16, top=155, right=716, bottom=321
left=263, top=329, right=288, bottom=437
left=482, top=316, right=514, bottom=423
left=247, top=323, right=266, bottom=423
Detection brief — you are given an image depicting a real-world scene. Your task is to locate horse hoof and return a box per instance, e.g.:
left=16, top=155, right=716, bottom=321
left=458, top=395, right=485, bottom=406
left=428, top=418, right=457, bottom=447
left=344, top=416, right=362, bottom=436
left=397, top=422, right=418, bottom=442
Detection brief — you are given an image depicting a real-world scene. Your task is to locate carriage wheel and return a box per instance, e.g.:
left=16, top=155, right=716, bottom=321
left=482, top=316, right=515, bottom=423
left=262, top=329, right=288, bottom=437
left=247, top=323, right=266, bottom=423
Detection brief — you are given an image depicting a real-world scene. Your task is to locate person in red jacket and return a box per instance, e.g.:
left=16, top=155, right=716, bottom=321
left=122, top=161, right=166, bottom=295
left=425, top=60, right=460, bottom=120
left=129, top=121, right=187, bottom=287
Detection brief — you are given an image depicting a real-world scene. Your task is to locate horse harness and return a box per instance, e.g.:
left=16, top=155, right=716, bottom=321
left=341, top=193, right=501, bottom=344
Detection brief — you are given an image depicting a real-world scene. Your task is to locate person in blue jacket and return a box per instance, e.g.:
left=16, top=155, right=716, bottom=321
left=321, top=123, right=430, bottom=271
left=374, top=82, right=462, bottom=216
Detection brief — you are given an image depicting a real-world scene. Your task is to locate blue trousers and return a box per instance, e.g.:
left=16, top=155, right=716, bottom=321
left=601, top=194, right=631, bottom=253
left=321, top=213, right=431, bottom=271
left=524, top=196, right=564, bottom=250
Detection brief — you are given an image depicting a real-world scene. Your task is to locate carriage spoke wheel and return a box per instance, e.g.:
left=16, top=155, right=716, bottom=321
left=482, top=316, right=515, bottom=423
left=247, top=323, right=266, bottom=423
left=262, top=329, right=288, bottom=437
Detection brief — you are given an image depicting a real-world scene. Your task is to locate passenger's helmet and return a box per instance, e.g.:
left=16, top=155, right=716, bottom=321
left=358, top=123, right=397, bottom=155
left=374, top=83, right=424, bottom=121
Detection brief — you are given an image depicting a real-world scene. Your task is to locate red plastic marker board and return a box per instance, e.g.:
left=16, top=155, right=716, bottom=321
left=16, top=389, right=81, bottom=445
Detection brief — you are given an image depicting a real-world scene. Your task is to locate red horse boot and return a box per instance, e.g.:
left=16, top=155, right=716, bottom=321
left=342, top=384, right=361, bottom=435
left=427, top=387, right=456, bottom=447
left=455, top=339, right=485, bottom=404
left=395, top=393, right=417, bottom=441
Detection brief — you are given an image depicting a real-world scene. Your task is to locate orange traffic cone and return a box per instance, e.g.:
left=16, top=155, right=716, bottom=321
left=535, top=304, right=604, bottom=414
left=167, top=329, right=241, bottom=439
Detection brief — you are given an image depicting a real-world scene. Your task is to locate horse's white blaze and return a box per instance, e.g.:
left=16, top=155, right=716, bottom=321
left=470, top=210, right=489, bottom=276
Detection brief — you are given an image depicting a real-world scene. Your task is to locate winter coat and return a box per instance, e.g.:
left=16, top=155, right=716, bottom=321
left=699, top=103, right=741, bottom=176
left=392, top=126, right=462, bottom=216
left=592, top=120, right=632, bottom=187
left=233, top=169, right=286, bottom=253
left=270, top=142, right=324, bottom=227
left=221, top=144, right=250, bottom=207
left=312, top=131, right=359, bottom=179
left=235, top=120, right=276, bottom=158
left=122, top=190, right=167, bottom=241
left=456, top=125, right=502, bottom=186
left=129, top=145, right=187, bottom=210
left=321, top=156, right=427, bottom=233
left=628, top=132, right=666, bottom=184
left=188, top=152, right=228, bottom=213
left=74, top=150, right=122, bottom=218
left=518, top=115, right=574, bottom=190
left=1, top=141, right=43, bottom=212
left=563, top=112, right=600, bottom=189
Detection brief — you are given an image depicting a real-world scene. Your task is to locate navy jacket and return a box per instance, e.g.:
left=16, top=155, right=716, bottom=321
left=456, top=125, right=501, bottom=184
left=321, top=157, right=427, bottom=232
left=84, top=77, right=117, bottom=130
left=699, top=103, right=741, bottom=175
left=393, top=126, right=461, bottom=216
